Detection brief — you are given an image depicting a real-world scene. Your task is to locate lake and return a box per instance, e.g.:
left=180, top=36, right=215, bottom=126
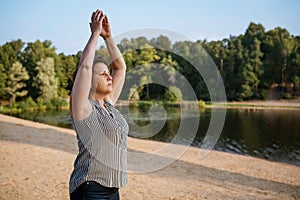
left=12, top=105, right=300, bottom=166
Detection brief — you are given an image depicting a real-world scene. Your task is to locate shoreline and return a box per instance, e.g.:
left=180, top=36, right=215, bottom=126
left=0, top=114, right=299, bottom=199
left=114, top=99, right=300, bottom=110
left=1, top=99, right=300, bottom=116
left=209, top=99, right=300, bottom=110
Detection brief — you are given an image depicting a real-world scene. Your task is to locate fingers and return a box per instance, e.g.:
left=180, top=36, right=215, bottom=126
left=95, top=10, right=102, bottom=22
left=91, top=11, right=96, bottom=22
left=99, top=14, right=106, bottom=24
left=91, top=10, right=100, bottom=22
left=103, top=15, right=109, bottom=24
left=91, top=9, right=106, bottom=23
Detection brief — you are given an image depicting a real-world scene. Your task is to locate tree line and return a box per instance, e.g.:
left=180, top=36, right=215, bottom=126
left=0, top=22, right=299, bottom=109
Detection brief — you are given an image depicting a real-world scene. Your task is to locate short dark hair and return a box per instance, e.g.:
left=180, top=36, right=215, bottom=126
left=93, top=55, right=109, bottom=66
left=72, top=55, right=109, bottom=83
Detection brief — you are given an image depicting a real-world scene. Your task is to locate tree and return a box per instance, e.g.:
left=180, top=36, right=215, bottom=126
left=243, top=22, right=265, bottom=47
left=0, top=63, right=6, bottom=98
left=205, top=40, right=225, bottom=71
left=33, top=57, right=58, bottom=101
left=249, top=38, right=263, bottom=97
left=221, top=38, right=238, bottom=100
left=263, top=28, right=293, bottom=83
left=0, top=39, right=24, bottom=69
left=241, top=23, right=265, bottom=98
left=58, top=53, right=77, bottom=96
left=21, top=40, right=57, bottom=98
left=5, top=61, right=29, bottom=106
left=121, top=38, right=182, bottom=101
left=165, top=86, right=182, bottom=102
left=239, top=62, right=259, bottom=100
left=133, top=44, right=160, bottom=100
left=289, top=36, right=300, bottom=95
left=150, top=35, right=172, bottom=51
left=231, top=37, right=245, bottom=100
left=1, top=22, right=298, bottom=104
left=0, top=39, right=24, bottom=99
left=172, top=41, right=206, bottom=100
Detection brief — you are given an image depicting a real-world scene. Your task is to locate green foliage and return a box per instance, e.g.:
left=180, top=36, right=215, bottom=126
left=5, top=61, right=29, bottom=105
left=36, top=97, right=45, bottom=111
left=17, top=97, right=37, bottom=111
left=291, top=76, right=300, bottom=92
left=25, top=97, right=37, bottom=108
left=135, top=100, right=154, bottom=110
left=1, top=96, right=68, bottom=113
left=258, top=90, right=267, bottom=100
left=282, top=92, right=293, bottom=99
left=22, top=40, right=58, bottom=99
left=34, top=57, right=58, bottom=100
left=0, top=22, right=300, bottom=107
left=0, top=63, right=6, bottom=97
left=129, top=87, right=140, bottom=101
left=55, top=54, right=78, bottom=97
left=198, top=100, right=206, bottom=107
left=240, top=84, right=253, bottom=100
left=48, top=97, right=68, bottom=110
left=164, top=86, right=182, bottom=102
left=0, top=39, right=25, bottom=99
left=39, top=97, right=68, bottom=110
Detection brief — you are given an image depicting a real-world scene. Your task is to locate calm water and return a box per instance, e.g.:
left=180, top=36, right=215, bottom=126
left=12, top=105, right=300, bottom=166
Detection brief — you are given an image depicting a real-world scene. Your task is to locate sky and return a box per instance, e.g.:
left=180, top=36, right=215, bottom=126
left=1, top=0, right=299, bottom=55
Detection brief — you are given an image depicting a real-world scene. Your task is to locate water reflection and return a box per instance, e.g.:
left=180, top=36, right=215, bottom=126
left=13, top=106, right=300, bottom=166
left=214, top=109, right=300, bottom=165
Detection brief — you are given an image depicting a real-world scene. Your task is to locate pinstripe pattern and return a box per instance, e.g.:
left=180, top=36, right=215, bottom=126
left=69, top=100, right=128, bottom=194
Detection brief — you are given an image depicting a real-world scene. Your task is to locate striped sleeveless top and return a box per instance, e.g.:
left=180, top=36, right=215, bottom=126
left=69, top=100, right=128, bottom=193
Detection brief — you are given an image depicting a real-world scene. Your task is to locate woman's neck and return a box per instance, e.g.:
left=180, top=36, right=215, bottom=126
left=88, top=89, right=111, bottom=106
left=89, top=92, right=103, bottom=104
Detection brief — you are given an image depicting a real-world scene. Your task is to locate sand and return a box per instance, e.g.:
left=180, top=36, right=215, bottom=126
left=0, top=113, right=299, bottom=200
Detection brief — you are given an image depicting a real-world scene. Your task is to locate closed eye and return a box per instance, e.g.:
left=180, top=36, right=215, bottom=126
left=99, top=71, right=110, bottom=76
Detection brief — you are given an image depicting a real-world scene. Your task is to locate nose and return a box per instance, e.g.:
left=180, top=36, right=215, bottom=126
left=107, top=74, right=112, bottom=81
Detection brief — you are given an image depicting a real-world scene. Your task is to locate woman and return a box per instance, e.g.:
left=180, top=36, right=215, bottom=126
left=69, top=9, right=128, bottom=200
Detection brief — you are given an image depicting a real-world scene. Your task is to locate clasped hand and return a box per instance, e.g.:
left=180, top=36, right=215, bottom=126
left=90, top=9, right=111, bottom=40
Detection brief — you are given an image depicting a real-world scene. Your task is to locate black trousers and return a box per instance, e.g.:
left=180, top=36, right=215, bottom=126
left=70, top=181, right=119, bottom=200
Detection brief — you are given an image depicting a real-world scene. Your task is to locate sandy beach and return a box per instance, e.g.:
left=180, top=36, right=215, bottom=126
left=0, top=113, right=299, bottom=200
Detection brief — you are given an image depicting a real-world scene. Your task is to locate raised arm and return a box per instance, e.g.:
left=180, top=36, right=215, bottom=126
left=71, top=10, right=105, bottom=120
left=101, top=16, right=127, bottom=105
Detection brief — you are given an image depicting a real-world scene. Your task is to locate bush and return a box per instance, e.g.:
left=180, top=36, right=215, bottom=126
left=45, top=97, right=68, bottom=110
left=18, top=97, right=37, bottom=111
left=137, top=101, right=154, bottom=109
left=292, top=76, right=300, bottom=92
left=164, top=86, right=182, bottom=102
left=45, top=100, right=54, bottom=110
left=36, top=97, right=45, bottom=111
left=198, top=100, right=206, bottom=107
left=259, top=90, right=267, bottom=100
left=282, top=92, right=293, bottom=99
left=129, top=88, right=140, bottom=101
left=26, top=97, right=37, bottom=108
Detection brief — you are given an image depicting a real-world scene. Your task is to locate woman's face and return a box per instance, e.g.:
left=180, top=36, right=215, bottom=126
left=92, top=62, right=113, bottom=96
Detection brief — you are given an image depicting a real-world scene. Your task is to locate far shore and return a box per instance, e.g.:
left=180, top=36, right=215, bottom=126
left=208, top=99, right=300, bottom=110
left=116, top=98, right=300, bottom=110
left=1, top=99, right=300, bottom=115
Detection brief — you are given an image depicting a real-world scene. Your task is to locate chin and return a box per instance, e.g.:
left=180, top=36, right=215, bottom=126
left=106, top=89, right=113, bottom=94
left=96, top=89, right=112, bottom=96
